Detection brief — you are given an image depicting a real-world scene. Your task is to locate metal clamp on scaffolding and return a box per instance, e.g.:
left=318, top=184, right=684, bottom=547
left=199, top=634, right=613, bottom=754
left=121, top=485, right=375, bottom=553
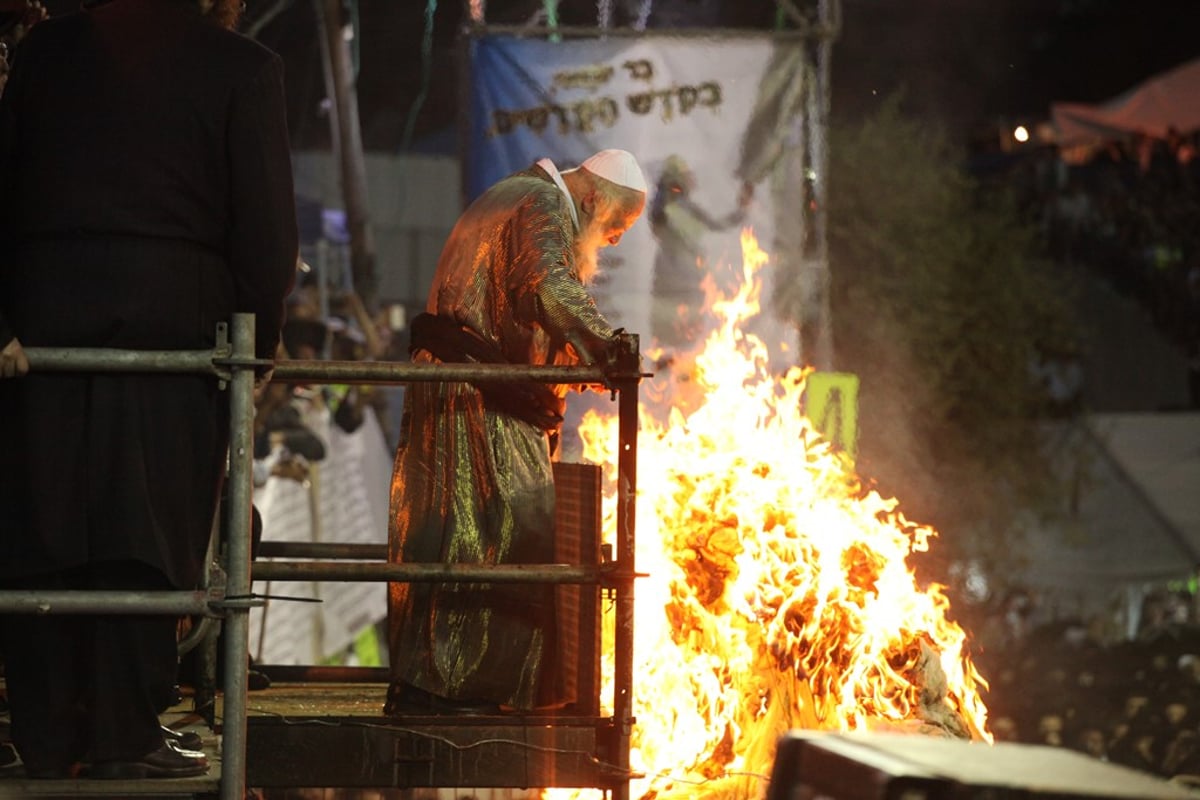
left=210, top=320, right=275, bottom=388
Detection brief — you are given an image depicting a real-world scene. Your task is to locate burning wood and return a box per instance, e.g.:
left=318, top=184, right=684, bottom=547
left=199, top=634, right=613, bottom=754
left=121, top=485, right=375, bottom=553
left=556, top=232, right=989, bottom=800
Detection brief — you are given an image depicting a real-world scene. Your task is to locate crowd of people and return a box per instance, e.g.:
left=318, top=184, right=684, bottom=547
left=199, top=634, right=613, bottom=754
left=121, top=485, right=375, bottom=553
left=970, top=127, right=1200, bottom=777
left=974, top=586, right=1200, bottom=785
left=257, top=280, right=401, bottom=461
left=1008, top=130, right=1200, bottom=406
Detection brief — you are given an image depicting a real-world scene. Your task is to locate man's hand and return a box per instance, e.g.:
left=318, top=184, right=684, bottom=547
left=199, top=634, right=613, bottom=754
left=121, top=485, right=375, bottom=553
left=0, top=337, right=30, bottom=378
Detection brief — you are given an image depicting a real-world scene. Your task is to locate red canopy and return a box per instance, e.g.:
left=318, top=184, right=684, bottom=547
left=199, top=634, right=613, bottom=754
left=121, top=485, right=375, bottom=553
left=1051, top=57, right=1200, bottom=145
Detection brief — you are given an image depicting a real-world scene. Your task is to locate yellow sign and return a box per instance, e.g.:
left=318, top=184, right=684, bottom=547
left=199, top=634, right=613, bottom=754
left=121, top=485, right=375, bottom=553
left=805, top=372, right=859, bottom=459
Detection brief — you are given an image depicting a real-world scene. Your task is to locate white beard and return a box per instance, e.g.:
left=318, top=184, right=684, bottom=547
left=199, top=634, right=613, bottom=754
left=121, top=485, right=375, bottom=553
left=574, top=245, right=599, bottom=285
left=573, top=228, right=605, bottom=285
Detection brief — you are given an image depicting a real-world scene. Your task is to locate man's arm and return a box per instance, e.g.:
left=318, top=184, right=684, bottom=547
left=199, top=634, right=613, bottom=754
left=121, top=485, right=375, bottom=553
left=518, top=195, right=617, bottom=365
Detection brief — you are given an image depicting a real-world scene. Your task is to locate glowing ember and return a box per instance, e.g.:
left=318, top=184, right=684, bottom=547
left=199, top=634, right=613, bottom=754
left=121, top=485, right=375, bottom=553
left=554, top=231, right=990, bottom=800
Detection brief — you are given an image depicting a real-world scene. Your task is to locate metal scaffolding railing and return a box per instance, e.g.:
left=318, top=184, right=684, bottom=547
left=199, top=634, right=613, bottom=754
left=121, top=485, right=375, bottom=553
left=0, top=312, right=643, bottom=800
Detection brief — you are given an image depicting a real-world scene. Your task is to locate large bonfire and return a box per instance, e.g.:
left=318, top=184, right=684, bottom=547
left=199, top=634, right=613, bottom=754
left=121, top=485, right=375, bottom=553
left=558, top=231, right=990, bottom=800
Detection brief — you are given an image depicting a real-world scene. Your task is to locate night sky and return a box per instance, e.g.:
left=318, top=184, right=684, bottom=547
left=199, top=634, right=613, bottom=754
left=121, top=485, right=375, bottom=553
left=32, top=0, right=1200, bottom=150
left=250, top=0, right=1200, bottom=152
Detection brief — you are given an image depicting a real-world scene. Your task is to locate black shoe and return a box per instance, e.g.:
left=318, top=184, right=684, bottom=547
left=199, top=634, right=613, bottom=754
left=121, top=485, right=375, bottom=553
left=247, top=667, right=271, bottom=691
left=89, top=741, right=209, bottom=779
left=160, top=725, right=203, bottom=752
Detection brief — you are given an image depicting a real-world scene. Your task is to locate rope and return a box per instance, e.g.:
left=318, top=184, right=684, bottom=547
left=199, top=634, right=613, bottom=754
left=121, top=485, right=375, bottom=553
left=400, top=0, right=437, bottom=151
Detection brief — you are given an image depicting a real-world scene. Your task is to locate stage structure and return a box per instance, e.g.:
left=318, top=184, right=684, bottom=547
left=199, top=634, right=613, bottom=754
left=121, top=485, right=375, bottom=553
left=459, top=0, right=841, bottom=370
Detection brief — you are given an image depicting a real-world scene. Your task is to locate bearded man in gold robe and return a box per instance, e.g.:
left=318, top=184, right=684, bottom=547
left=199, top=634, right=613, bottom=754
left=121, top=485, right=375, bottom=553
left=385, top=150, right=646, bottom=714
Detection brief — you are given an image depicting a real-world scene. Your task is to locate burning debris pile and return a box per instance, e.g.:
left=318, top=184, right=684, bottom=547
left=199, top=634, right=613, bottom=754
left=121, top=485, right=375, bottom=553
left=565, top=232, right=990, bottom=800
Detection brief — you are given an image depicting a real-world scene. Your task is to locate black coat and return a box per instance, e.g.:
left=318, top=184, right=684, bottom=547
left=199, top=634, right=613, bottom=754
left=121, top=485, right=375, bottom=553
left=0, top=0, right=297, bottom=586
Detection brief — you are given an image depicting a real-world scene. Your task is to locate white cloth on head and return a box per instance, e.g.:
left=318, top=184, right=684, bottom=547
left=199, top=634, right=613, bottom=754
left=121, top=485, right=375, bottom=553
left=579, top=149, right=647, bottom=193
left=536, top=158, right=580, bottom=231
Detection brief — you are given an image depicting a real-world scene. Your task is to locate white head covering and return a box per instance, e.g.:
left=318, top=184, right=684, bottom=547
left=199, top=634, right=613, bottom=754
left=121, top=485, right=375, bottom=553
left=578, top=149, right=648, bottom=193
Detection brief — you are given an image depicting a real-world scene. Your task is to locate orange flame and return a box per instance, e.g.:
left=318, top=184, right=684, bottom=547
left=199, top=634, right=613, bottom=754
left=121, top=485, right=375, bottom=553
left=554, top=231, right=989, bottom=800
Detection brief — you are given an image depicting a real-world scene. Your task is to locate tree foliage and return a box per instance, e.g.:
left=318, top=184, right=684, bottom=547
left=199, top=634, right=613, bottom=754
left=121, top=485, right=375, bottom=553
left=823, top=96, right=1081, bottom=587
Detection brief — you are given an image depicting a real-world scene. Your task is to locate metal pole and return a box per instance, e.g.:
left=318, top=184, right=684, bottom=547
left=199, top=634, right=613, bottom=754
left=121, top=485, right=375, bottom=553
left=611, top=334, right=641, bottom=800
left=257, top=541, right=387, bottom=559
left=23, top=347, right=217, bottom=375
left=306, top=466, right=324, bottom=663
left=27, top=349, right=613, bottom=386
left=470, top=23, right=815, bottom=39
left=457, top=5, right=474, bottom=209
left=313, top=0, right=378, bottom=306
left=810, top=0, right=838, bottom=370
left=251, top=561, right=600, bottom=583
left=219, top=313, right=258, bottom=800
left=0, top=590, right=213, bottom=615
left=271, top=358, right=610, bottom=385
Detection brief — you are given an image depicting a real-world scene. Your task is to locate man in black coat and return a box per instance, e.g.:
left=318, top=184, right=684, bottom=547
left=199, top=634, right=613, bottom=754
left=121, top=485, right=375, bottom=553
left=0, top=0, right=297, bottom=779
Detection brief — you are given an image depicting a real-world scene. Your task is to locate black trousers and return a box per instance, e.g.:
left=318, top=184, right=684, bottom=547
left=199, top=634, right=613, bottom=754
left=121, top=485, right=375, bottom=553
left=0, top=560, right=177, bottom=770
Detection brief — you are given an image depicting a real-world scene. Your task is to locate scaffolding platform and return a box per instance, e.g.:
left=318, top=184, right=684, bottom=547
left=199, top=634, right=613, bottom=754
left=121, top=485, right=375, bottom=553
left=1, top=679, right=625, bottom=796
left=240, top=681, right=622, bottom=791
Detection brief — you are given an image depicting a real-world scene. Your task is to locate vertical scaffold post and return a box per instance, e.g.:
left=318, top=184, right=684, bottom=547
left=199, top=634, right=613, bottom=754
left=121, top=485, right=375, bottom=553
left=220, top=312, right=258, bottom=800
left=612, top=332, right=640, bottom=800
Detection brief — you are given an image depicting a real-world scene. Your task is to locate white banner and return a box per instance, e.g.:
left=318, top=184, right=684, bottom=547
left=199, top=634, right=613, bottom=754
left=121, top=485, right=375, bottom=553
left=468, top=34, right=807, bottom=361
left=248, top=406, right=391, bottom=665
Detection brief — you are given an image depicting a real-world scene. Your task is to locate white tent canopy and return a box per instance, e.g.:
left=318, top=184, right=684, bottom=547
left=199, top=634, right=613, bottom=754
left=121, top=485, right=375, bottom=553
left=1024, top=413, right=1200, bottom=633
left=1091, top=412, right=1200, bottom=560
left=1051, top=57, right=1200, bottom=146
